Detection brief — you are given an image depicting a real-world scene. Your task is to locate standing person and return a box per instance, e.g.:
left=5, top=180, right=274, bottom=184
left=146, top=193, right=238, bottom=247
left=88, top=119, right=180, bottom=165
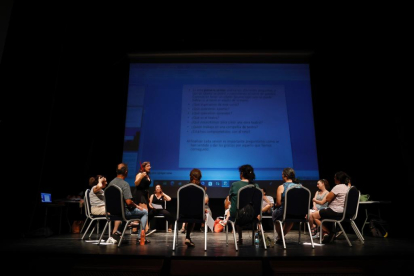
left=134, top=161, right=151, bottom=234
left=148, top=184, right=174, bottom=234
left=107, top=163, right=150, bottom=244
left=227, top=164, right=260, bottom=244
left=311, top=171, right=351, bottom=244
left=272, top=167, right=302, bottom=244
left=309, top=179, right=330, bottom=237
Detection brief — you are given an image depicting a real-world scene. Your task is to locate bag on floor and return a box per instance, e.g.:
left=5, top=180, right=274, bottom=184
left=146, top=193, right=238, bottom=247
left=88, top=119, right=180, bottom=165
left=71, top=220, right=84, bottom=233
left=213, top=218, right=224, bottom=233
left=369, top=218, right=388, bottom=238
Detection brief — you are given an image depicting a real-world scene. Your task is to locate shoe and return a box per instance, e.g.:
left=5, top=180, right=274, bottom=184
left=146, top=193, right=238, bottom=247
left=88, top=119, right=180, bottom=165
left=275, top=238, right=283, bottom=245
left=106, top=237, right=118, bottom=244
left=112, top=231, right=122, bottom=243
left=131, top=230, right=138, bottom=234
left=311, top=227, right=317, bottom=236
left=180, top=229, right=186, bottom=234
left=146, top=229, right=156, bottom=237
left=185, top=238, right=195, bottom=247
left=237, top=238, right=243, bottom=245
left=312, top=232, right=320, bottom=239
left=322, top=233, right=331, bottom=244
left=265, top=236, right=274, bottom=248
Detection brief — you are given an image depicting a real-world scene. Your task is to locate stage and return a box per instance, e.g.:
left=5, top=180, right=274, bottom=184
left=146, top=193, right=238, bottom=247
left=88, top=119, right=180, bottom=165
left=2, top=228, right=413, bottom=276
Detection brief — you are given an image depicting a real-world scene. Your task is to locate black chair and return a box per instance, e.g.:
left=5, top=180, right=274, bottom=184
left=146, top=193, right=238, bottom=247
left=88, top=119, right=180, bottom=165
left=150, top=200, right=169, bottom=232
left=81, top=189, right=109, bottom=240
left=274, top=185, right=315, bottom=249
left=225, top=185, right=266, bottom=251
left=97, top=185, right=143, bottom=247
left=319, top=186, right=365, bottom=246
left=172, top=184, right=207, bottom=251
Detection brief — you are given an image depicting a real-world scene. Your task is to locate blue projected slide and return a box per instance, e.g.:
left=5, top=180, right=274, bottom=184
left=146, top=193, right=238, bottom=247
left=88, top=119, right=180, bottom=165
left=122, top=63, right=319, bottom=198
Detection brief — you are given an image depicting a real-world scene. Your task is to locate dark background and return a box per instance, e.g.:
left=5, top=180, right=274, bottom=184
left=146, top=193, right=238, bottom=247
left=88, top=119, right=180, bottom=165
left=0, top=3, right=411, bottom=238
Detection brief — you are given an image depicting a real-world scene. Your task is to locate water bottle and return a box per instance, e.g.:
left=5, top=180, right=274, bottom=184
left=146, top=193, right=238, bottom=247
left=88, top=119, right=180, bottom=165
left=254, top=232, right=259, bottom=248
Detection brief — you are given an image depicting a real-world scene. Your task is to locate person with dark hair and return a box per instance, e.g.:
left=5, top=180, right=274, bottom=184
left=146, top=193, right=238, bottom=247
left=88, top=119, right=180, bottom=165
left=227, top=164, right=260, bottom=244
left=310, top=171, right=351, bottom=244
left=182, top=168, right=205, bottom=247
left=107, top=163, right=150, bottom=244
left=272, top=167, right=302, bottom=244
left=308, top=179, right=330, bottom=238
left=134, top=161, right=151, bottom=234
left=89, top=175, right=108, bottom=216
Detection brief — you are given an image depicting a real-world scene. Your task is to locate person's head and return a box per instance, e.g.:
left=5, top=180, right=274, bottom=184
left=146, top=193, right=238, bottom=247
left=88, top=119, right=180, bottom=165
left=190, top=168, right=202, bottom=185
left=155, top=184, right=162, bottom=194
left=282, top=167, right=298, bottom=183
left=334, top=171, right=351, bottom=185
left=317, top=179, right=330, bottom=191
left=89, top=175, right=107, bottom=187
left=262, top=188, right=267, bottom=195
left=239, top=164, right=255, bottom=183
left=139, top=161, right=151, bottom=173
left=116, top=163, right=128, bottom=177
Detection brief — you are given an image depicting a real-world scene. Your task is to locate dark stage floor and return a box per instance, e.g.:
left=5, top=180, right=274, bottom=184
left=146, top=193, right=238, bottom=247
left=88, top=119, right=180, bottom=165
left=2, top=227, right=414, bottom=276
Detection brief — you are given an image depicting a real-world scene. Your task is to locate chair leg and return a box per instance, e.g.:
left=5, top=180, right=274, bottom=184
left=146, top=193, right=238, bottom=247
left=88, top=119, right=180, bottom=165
left=306, top=222, right=315, bottom=248
left=80, top=218, right=89, bottom=234
left=172, top=221, right=177, bottom=251
left=259, top=222, right=267, bottom=250
left=204, top=220, right=207, bottom=251
left=277, top=221, right=286, bottom=249
left=98, top=222, right=109, bottom=245
left=337, top=223, right=352, bottom=247
left=351, top=221, right=365, bottom=243
left=81, top=221, right=93, bottom=240
left=230, top=221, right=238, bottom=251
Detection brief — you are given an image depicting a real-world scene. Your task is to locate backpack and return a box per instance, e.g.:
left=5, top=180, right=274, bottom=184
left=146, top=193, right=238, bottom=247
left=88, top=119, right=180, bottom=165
left=236, top=202, right=255, bottom=226
left=369, top=218, right=389, bottom=238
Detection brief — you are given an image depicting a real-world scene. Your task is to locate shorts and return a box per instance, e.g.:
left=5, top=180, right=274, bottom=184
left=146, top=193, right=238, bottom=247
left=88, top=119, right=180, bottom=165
left=319, top=208, right=343, bottom=220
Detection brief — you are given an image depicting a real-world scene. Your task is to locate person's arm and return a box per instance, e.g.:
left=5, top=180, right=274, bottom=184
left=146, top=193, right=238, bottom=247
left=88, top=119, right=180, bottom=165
left=205, top=194, right=209, bottom=205
left=263, top=195, right=271, bottom=207
left=162, top=192, right=171, bottom=201
left=275, top=185, right=284, bottom=207
left=134, top=172, right=147, bottom=187
left=224, top=196, right=230, bottom=210
left=314, top=191, right=335, bottom=205
left=125, top=198, right=144, bottom=210
left=312, top=192, right=318, bottom=210
left=92, top=177, right=104, bottom=193
left=148, top=194, right=154, bottom=209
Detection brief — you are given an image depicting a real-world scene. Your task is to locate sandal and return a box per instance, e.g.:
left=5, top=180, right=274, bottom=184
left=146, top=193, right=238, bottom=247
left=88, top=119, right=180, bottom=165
left=311, top=227, right=317, bottom=236
left=185, top=238, right=195, bottom=247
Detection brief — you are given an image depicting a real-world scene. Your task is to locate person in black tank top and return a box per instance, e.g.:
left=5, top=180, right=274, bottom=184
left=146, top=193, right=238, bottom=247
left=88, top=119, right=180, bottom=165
left=134, top=161, right=151, bottom=232
left=148, top=185, right=174, bottom=233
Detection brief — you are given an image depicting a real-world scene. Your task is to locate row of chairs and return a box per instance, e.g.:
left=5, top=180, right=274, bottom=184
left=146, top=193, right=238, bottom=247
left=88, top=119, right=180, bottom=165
left=81, top=184, right=364, bottom=250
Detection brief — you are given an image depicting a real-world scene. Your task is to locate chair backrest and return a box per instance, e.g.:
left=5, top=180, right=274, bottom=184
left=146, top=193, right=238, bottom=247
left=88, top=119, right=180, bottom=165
left=84, top=189, right=92, bottom=218
left=104, top=184, right=126, bottom=221
left=343, top=186, right=360, bottom=220
left=237, top=185, right=263, bottom=220
left=176, top=183, right=205, bottom=223
left=283, top=185, right=311, bottom=221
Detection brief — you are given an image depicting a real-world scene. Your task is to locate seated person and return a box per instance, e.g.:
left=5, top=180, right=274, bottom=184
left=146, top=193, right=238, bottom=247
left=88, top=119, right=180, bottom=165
left=147, top=184, right=174, bottom=234
left=262, top=188, right=274, bottom=215
left=311, top=171, right=351, bottom=244
left=272, top=167, right=302, bottom=244
left=107, top=163, right=150, bottom=244
left=309, top=179, right=330, bottom=237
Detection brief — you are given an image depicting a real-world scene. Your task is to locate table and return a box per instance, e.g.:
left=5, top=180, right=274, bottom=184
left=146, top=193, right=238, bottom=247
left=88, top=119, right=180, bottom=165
left=359, top=200, right=391, bottom=236
left=46, top=199, right=83, bottom=234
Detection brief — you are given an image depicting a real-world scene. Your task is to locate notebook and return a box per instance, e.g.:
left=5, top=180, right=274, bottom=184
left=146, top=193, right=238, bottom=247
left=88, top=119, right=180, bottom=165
left=41, top=192, right=52, bottom=203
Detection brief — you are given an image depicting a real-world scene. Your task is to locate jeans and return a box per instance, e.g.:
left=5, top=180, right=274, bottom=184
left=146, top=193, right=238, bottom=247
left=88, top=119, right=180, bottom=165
left=125, top=208, right=148, bottom=229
